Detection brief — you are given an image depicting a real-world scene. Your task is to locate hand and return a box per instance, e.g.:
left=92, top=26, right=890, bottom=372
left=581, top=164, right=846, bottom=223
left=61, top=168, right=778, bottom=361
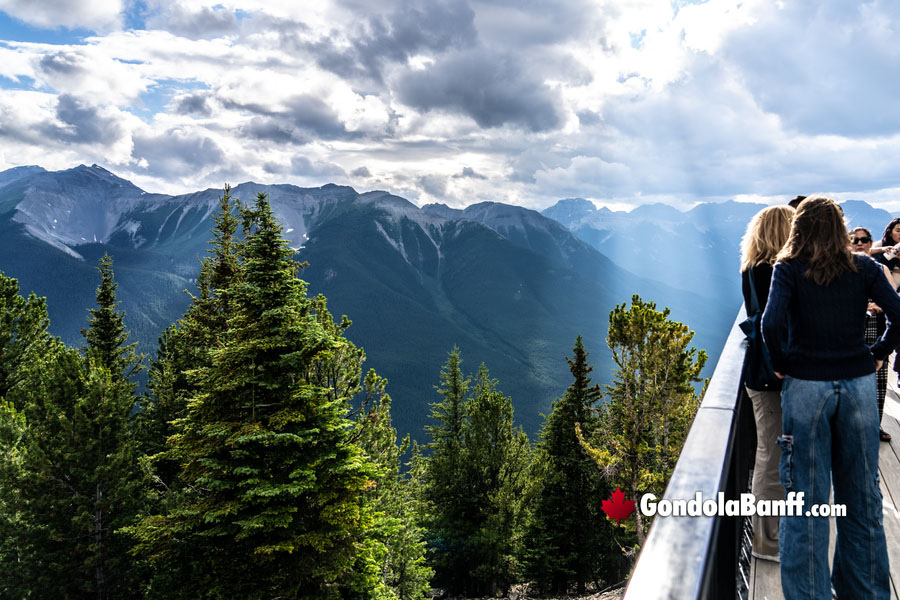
left=869, top=302, right=883, bottom=314
left=774, top=371, right=785, bottom=379
left=876, top=359, right=884, bottom=371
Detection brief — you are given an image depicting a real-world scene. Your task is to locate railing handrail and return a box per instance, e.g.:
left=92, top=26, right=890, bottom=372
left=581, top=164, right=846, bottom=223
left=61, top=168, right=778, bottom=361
left=623, top=306, right=754, bottom=599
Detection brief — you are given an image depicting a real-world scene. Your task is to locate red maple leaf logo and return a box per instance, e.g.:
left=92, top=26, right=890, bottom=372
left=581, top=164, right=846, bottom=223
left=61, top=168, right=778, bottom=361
left=602, top=488, right=635, bottom=524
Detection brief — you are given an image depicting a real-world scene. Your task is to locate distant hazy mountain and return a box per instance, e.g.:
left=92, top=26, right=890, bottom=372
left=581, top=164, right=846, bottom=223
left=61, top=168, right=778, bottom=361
left=541, top=197, right=897, bottom=314
left=0, top=165, right=732, bottom=438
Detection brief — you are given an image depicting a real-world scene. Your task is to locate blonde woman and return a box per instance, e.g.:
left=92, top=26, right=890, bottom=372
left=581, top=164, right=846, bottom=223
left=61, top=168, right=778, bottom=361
left=740, top=204, right=794, bottom=562
left=762, top=197, right=900, bottom=599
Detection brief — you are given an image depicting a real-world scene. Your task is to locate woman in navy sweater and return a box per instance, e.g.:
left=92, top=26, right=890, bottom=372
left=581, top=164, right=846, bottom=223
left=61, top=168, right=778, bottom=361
left=762, top=196, right=900, bottom=600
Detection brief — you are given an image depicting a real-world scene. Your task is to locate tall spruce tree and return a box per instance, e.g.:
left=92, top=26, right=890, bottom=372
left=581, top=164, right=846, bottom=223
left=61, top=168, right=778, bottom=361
left=136, top=186, right=242, bottom=493
left=82, top=253, right=140, bottom=381
left=582, top=295, right=706, bottom=546
left=0, top=264, right=143, bottom=599
left=525, top=336, right=627, bottom=593
left=462, top=364, right=531, bottom=596
left=423, top=353, right=531, bottom=596
left=422, top=347, right=470, bottom=591
left=129, top=193, right=388, bottom=599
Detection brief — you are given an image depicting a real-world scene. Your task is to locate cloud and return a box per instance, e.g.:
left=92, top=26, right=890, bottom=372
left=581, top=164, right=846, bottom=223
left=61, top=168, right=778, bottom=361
left=32, top=47, right=150, bottom=105
left=290, top=155, right=346, bottom=178
left=131, top=128, right=225, bottom=177
left=416, top=173, right=447, bottom=198
left=718, top=0, right=900, bottom=138
left=453, top=166, right=486, bottom=179
left=0, top=0, right=123, bottom=30
left=43, top=94, right=125, bottom=145
left=396, top=49, right=564, bottom=131
left=144, top=3, right=239, bottom=39
left=351, top=166, right=372, bottom=177
left=226, top=94, right=352, bottom=141
left=304, top=0, right=477, bottom=84
left=171, top=92, right=213, bottom=117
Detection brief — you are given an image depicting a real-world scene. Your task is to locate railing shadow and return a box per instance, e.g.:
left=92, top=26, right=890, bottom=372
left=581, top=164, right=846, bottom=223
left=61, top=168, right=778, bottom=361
left=623, top=307, right=756, bottom=599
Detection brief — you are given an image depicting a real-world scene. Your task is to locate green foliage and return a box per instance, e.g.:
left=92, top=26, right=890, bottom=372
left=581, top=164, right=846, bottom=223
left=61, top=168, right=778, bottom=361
left=0, top=342, right=143, bottom=599
left=585, top=295, right=707, bottom=546
left=354, top=370, right=432, bottom=600
left=128, top=193, right=390, bottom=599
left=524, top=336, right=628, bottom=594
left=83, top=253, right=141, bottom=381
left=423, top=350, right=531, bottom=596
left=0, top=271, right=53, bottom=399
left=135, top=186, right=243, bottom=495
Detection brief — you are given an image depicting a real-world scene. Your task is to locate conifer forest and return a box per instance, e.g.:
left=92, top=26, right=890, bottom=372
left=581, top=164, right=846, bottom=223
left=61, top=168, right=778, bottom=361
left=0, top=188, right=707, bottom=599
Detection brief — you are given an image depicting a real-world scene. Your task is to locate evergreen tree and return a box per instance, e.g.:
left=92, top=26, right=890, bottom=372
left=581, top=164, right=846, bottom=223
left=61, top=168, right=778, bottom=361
left=462, top=364, right=531, bottom=596
left=0, top=341, right=142, bottom=599
left=0, top=267, right=144, bottom=599
left=82, top=253, right=141, bottom=381
left=423, top=353, right=531, bottom=596
left=582, top=295, right=707, bottom=546
left=129, top=193, right=387, bottom=599
left=525, top=336, right=627, bottom=593
left=136, top=185, right=242, bottom=494
left=422, top=347, right=470, bottom=591
left=355, top=369, right=432, bottom=600
left=0, top=272, right=53, bottom=399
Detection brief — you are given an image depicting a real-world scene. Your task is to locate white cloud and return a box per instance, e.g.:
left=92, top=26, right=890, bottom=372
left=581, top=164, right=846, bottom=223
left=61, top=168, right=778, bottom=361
left=0, top=0, right=123, bottom=31
left=4, top=0, right=900, bottom=211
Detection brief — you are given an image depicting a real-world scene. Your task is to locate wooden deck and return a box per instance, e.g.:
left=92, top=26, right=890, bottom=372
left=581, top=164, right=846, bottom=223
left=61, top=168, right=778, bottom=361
left=749, top=375, right=900, bottom=599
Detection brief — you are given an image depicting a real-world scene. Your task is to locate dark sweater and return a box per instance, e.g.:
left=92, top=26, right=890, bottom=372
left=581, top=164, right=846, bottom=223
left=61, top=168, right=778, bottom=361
left=742, top=263, right=781, bottom=391
left=761, top=254, right=900, bottom=380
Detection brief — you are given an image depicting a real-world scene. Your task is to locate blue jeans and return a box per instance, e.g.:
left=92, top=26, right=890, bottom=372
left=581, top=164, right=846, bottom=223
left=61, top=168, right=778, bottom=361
left=778, top=375, right=890, bottom=599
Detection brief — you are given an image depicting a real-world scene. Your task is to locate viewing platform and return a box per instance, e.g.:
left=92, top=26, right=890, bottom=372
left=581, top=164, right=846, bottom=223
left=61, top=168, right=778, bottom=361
left=622, top=309, right=900, bottom=600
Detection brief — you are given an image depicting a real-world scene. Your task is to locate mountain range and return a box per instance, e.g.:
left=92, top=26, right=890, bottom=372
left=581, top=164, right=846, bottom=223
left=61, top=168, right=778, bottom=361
left=4, top=165, right=889, bottom=438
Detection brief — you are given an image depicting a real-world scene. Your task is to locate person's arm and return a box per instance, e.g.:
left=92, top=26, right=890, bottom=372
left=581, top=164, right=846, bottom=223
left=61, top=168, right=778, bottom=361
left=762, top=262, right=793, bottom=375
left=868, top=259, right=900, bottom=360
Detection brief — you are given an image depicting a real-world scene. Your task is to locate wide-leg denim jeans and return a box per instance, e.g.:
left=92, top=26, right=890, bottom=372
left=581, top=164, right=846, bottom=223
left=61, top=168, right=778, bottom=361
left=778, top=374, right=890, bottom=600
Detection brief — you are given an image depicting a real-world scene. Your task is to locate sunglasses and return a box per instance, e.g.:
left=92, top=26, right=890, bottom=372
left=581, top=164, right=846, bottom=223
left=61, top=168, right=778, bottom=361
left=850, top=236, right=872, bottom=244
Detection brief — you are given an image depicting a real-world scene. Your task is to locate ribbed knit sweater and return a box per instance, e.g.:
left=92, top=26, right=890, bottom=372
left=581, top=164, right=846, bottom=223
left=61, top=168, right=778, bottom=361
left=761, top=254, right=900, bottom=380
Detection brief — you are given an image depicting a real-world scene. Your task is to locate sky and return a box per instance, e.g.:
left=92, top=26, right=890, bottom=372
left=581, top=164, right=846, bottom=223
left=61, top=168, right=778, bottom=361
left=2, top=0, right=900, bottom=211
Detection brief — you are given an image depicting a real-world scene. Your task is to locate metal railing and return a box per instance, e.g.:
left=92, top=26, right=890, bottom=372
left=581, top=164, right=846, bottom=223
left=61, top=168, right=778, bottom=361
left=623, top=308, right=757, bottom=599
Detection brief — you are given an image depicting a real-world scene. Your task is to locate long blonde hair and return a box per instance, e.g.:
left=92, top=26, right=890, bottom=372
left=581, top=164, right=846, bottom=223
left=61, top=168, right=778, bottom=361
left=740, top=205, right=794, bottom=272
left=776, top=195, right=856, bottom=285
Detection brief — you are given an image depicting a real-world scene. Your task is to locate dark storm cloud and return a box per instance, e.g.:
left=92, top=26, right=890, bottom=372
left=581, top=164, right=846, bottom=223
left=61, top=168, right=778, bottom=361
left=40, top=94, right=124, bottom=145
left=172, top=93, right=213, bottom=117
left=351, top=166, right=372, bottom=177
left=452, top=166, right=486, bottom=179
left=304, top=0, right=477, bottom=84
left=396, top=50, right=563, bottom=131
left=132, top=129, right=226, bottom=177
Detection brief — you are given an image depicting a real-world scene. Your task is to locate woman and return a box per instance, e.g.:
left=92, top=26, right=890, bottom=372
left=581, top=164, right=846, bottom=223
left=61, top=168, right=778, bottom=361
left=873, top=217, right=900, bottom=289
left=850, top=226, right=893, bottom=442
left=762, top=197, right=900, bottom=599
left=740, top=205, right=794, bottom=562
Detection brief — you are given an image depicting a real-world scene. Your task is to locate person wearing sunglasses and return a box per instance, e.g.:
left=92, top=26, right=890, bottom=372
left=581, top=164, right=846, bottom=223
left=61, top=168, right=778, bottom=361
left=850, top=227, right=893, bottom=442
left=762, top=197, right=900, bottom=599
